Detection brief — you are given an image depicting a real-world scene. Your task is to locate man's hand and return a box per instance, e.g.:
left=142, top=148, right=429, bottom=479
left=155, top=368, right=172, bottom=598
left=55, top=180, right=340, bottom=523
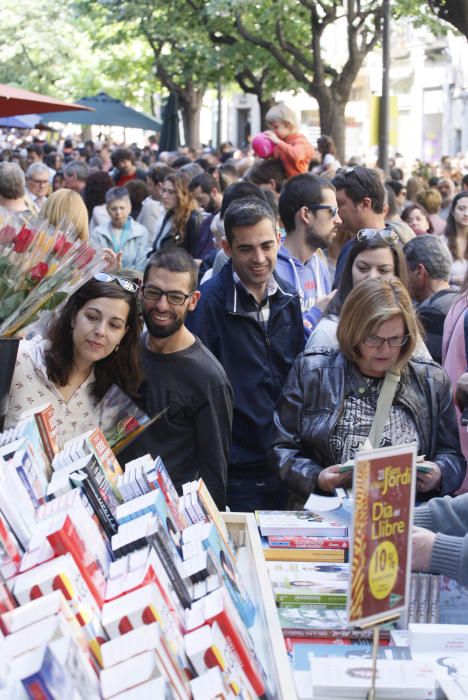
left=263, top=130, right=280, bottom=145
left=416, top=461, right=441, bottom=493
left=412, top=526, right=436, bottom=572
left=315, top=289, right=337, bottom=313
left=317, top=464, right=353, bottom=494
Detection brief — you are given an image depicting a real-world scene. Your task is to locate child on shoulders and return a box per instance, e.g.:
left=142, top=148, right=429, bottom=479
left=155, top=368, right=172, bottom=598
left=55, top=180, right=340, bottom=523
left=264, top=103, right=315, bottom=178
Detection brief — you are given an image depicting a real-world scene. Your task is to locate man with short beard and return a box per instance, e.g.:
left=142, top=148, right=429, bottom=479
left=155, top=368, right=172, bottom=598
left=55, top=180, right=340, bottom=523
left=276, top=174, right=341, bottom=336
left=139, top=248, right=233, bottom=509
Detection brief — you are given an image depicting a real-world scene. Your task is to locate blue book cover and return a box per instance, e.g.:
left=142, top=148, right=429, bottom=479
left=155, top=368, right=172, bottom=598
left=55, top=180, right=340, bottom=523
left=203, top=523, right=256, bottom=628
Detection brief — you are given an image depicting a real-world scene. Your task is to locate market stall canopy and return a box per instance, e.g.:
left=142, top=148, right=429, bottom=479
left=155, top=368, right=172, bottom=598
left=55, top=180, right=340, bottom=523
left=0, top=114, right=42, bottom=129
left=0, top=84, right=94, bottom=118
left=40, top=92, right=161, bottom=131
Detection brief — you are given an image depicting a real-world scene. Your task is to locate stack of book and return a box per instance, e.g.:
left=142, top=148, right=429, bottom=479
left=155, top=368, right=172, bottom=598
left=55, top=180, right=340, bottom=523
left=0, top=405, right=271, bottom=699
left=256, top=510, right=349, bottom=564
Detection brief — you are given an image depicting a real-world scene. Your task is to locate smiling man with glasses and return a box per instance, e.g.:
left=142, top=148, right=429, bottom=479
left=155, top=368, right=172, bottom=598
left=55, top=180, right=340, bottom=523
left=277, top=173, right=341, bottom=336
left=137, top=247, right=233, bottom=510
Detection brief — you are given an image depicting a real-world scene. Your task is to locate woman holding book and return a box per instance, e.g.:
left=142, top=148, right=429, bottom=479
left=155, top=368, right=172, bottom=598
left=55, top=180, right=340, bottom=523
left=270, top=277, right=465, bottom=502
left=5, top=274, right=142, bottom=445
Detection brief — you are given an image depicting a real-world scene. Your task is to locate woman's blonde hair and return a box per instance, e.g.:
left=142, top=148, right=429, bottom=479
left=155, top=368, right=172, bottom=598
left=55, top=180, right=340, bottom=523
left=337, top=277, right=420, bottom=370
left=265, top=103, right=299, bottom=132
left=39, top=189, right=89, bottom=241
left=164, top=171, right=196, bottom=244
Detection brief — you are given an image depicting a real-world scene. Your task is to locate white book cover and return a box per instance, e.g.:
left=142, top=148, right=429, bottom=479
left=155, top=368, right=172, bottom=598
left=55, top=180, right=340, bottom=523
left=255, top=510, right=347, bottom=537
left=309, top=658, right=438, bottom=699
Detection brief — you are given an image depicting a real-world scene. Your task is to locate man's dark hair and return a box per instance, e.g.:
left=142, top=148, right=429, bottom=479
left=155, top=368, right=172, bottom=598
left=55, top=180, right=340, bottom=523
left=223, top=196, right=276, bottom=246
left=384, top=185, right=398, bottom=218
left=143, top=247, right=199, bottom=291
left=146, top=165, right=173, bottom=185
left=333, top=166, right=385, bottom=213
left=27, top=144, right=43, bottom=158
left=403, top=234, right=452, bottom=281
left=189, top=172, right=220, bottom=194
left=105, top=186, right=130, bottom=205
left=220, top=181, right=269, bottom=220
left=389, top=167, right=403, bottom=181
left=462, top=173, right=468, bottom=190
left=111, top=148, right=135, bottom=168
left=246, top=159, right=287, bottom=194
left=386, top=180, right=405, bottom=197
left=172, top=155, right=192, bottom=168
left=279, top=173, right=334, bottom=233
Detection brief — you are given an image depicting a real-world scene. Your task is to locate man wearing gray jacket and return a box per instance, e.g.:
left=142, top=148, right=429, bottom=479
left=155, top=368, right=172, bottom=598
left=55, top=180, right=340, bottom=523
left=413, top=494, right=468, bottom=586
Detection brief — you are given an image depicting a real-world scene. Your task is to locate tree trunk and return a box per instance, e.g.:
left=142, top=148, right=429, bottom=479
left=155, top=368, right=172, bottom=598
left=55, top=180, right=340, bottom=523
left=258, top=96, right=275, bottom=130
left=315, top=88, right=347, bottom=163
left=179, top=92, right=203, bottom=149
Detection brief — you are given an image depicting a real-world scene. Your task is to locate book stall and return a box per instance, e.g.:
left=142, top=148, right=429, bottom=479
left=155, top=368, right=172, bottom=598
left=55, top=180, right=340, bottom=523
left=1, top=197, right=468, bottom=700
left=1, top=408, right=468, bottom=699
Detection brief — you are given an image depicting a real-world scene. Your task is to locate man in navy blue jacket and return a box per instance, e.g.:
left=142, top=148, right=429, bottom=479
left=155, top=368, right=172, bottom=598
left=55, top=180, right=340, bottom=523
left=187, top=196, right=305, bottom=511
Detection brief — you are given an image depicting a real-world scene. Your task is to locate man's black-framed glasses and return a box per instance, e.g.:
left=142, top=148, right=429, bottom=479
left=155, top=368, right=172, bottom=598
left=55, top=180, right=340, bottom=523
left=307, top=204, right=338, bottom=217
left=94, top=272, right=138, bottom=294
left=141, top=285, right=195, bottom=306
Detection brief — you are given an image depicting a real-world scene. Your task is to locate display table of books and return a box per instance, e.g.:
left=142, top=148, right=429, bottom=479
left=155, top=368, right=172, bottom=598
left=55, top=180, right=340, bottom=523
left=1, top=403, right=468, bottom=699
left=0, top=404, right=297, bottom=699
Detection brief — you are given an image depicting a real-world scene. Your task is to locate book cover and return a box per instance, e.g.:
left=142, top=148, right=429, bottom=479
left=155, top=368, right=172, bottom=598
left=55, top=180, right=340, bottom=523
left=348, top=444, right=416, bottom=628
left=202, top=524, right=256, bottom=628
left=286, top=639, right=411, bottom=673
left=267, top=561, right=349, bottom=608
left=69, top=469, right=118, bottom=538
left=85, top=428, right=123, bottom=501
left=261, top=537, right=346, bottom=563
left=309, top=658, right=437, bottom=699
left=196, top=479, right=237, bottom=560
left=19, top=402, right=58, bottom=465
left=256, top=510, right=348, bottom=538
left=267, top=535, right=349, bottom=550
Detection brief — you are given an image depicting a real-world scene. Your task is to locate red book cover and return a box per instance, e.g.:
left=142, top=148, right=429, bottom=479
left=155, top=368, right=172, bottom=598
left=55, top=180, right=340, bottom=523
left=46, top=515, right=106, bottom=608
left=267, top=535, right=349, bottom=550
left=202, top=590, right=266, bottom=697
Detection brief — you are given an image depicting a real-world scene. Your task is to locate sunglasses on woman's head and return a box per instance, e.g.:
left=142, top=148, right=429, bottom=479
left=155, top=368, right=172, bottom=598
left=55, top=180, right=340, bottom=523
left=94, top=272, right=138, bottom=294
left=356, top=228, right=400, bottom=246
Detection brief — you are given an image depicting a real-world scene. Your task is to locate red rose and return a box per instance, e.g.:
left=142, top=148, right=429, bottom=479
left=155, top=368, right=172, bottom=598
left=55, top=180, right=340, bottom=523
left=13, top=226, right=35, bottom=253
left=75, top=247, right=96, bottom=269
left=53, top=234, right=73, bottom=257
left=29, top=262, right=49, bottom=282
left=123, top=417, right=140, bottom=434
left=0, top=224, right=17, bottom=245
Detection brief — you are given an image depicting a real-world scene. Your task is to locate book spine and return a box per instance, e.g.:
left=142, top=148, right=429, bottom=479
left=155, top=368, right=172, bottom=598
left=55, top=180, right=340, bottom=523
left=267, top=536, right=349, bottom=550
left=35, top=409, right=57, bottom=464
left=263, top=548, right=345, bottom=563
left=280, top=627, right=384, bottom=640
left=407, top=573, right=419, bottom=625
left=276, top=593, right=347, bottom=607
left=150, top=532, right=192, bottom=609
left=416, top=573, right=430, bottom=624
left=428, top=574, right=440, bottom=624
left=72, top=472, right=117, bottom=538
left=84, top=461, right=120, bottom=516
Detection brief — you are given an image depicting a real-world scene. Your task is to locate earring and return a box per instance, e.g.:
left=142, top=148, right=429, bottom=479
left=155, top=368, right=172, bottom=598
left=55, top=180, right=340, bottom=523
left=114, top=344, right=120, bottom=352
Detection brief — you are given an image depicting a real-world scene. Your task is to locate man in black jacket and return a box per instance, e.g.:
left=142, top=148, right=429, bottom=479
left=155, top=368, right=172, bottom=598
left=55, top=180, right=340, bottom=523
left=139, top=247, right=233, bottom=510
left=404, top=234, right=458, bottom=364
left=187, top=196, right=305, bottom=511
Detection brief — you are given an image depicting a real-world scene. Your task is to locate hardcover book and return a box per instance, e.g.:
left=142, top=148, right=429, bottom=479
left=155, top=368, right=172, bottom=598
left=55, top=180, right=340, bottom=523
left=256, top=510, right=348, bottom=538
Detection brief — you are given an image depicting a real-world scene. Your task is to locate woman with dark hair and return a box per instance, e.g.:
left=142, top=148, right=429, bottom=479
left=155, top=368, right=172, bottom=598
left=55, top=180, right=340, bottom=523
left=444, top=192, right=468, bottom=287
left=5, top=275, right=142, bottom=445
left=306, top=229, right=408, bottom=349
left=271, top=277, right=465, bottom=500
left=151, top=171, right=203, bottom=258
left=401, top=203, right=433, bottom=235
left=312, top=135, right=341, bottom=178
left=83, top=170, right=113, bottom=233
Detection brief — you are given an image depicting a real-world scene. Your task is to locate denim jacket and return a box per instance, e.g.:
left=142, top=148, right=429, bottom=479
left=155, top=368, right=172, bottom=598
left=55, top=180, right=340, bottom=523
left=270, top=348, right=466, bottom=499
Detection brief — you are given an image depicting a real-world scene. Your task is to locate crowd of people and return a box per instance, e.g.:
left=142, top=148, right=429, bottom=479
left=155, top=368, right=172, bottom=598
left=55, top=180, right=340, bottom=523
left=1, top=102, right=468, bottom=585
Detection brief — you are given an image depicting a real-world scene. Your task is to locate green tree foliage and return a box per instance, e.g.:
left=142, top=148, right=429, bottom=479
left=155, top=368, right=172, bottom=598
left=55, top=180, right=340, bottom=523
left=0, top=0, right=155, bottom=112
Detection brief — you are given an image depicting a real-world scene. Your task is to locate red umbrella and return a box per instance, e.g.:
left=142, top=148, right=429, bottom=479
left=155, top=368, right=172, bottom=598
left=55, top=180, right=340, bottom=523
left=0, top=84, right=94, bottom=118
